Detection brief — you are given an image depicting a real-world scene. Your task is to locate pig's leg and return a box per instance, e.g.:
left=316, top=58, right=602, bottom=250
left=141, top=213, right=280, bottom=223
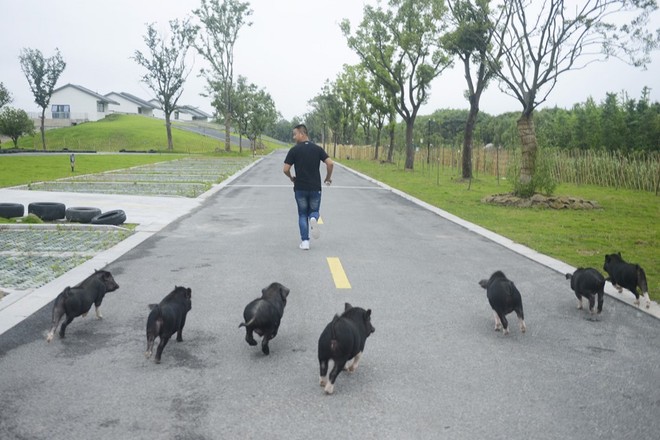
left=319, top=359, right=329, bottom=387
left=499, top=313, right=509, bottom=335
left=597, top=291, right=604, bottom=314
left=492, top=310, right=502, bottom=331
left=261, top=333, right=272, bottom=355
left=325, top=359, right=347, bottom=394
left=587, top=294, right=596, bottom=315
left=176, top=315, right=187, bottom=342
left=95, top=305, right=103, bottom=319
left=145, top=332, right=156, bottom=358
left=155, top=335, right=170, bottom=364
left=515, top=309, right=526, bottom=333
left=576, top=295, right=583, bottom=310
left=642, top=291, right=651, bottom=309
left=47, top=302, right=66, bottom=342
left=245, top=327, right=257, bottom=346
left=347, top=352, right=362, bottom=372
left=59, top=315, right=75, bottom=338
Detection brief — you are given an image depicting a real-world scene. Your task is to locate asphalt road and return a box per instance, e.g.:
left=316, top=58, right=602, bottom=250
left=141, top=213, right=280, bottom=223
left=1, top=150, right=659, bottom=440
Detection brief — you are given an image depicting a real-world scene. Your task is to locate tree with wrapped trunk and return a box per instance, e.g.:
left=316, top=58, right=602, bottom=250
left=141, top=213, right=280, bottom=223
left=194, top=0, right=253, bottom=152
left=341, top=0, right=452, bottom=170
left=488, top=0, right=659, bottom=196
left=133, top=19, right=196, bottom=151
left=18, top=48, right=66, bottom=151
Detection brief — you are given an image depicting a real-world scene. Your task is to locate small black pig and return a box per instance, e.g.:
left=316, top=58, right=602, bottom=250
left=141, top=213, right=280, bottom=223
left=145, top=286, right=192, bottom=364
left=239, top=282, right=290, bottom=355
left=565, top=268, right=606, bottom=314
left=46, top=269, right=120, bottom=342
left=603, top=252, right=650, bottom=308
left=478, top=271, right=526, bottom=335
left=318, top=303, right=375, bottom=395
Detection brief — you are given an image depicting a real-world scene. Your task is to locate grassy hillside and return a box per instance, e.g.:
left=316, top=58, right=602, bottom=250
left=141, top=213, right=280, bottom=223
left=5, top=114, right=284, bottom=153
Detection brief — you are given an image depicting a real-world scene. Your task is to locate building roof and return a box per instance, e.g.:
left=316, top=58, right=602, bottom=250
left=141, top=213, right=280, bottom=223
left=105, top=92, right=156, bottom=109
left=53, top=83, right=120, bottom=105
left=178, top=105, right=213, bottom=118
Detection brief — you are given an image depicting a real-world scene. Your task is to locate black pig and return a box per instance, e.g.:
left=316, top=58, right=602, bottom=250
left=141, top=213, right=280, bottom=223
left=46, top=269, right=119, bottom=342
left=318, top=303, right=375, bottom=395
left=565, top=268, right=606, bottom=314
left=478, top=271, right=526, bottom=335
left=145, top=286, right=192, bottom=363
left=603, top=252, right=650, bottom=308
left=239, top=282, right=290, bottom=355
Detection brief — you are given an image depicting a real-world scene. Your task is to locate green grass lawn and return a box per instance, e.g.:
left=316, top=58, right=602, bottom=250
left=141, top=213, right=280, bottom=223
left=0, top=154, right=185, bottom=187
left=341, top=159, right=659, bottom=302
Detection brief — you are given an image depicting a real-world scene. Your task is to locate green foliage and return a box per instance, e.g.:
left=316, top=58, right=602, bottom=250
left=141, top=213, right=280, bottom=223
left=342, top=0, right=452, bottom=169
left=0, top=107, right=35, bottom=147
left=507, top=147, right=557, bottom=197
left=0, top=82, right=12, bottom=109
left=132, top=18, right=197, bottom=150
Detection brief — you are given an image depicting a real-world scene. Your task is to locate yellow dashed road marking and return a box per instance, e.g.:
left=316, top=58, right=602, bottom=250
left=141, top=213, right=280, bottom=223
left=318, top=217, right=324, bottom=224
left=327, top=257, right=351, bottom=289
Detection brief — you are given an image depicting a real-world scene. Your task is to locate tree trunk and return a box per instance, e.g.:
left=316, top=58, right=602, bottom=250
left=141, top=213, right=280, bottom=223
left=239, top=133, right=243, bottom=154
left=165, top=114, right=173, bottom=151
left=517, top=113, right=537, bottom=186
left=224, top=115, right=231, bottom=152
left=374, top=128, right=381, bottom=160
left=40, top=107, right=46, bottom=151
left=462, top=104, right=479, bottom=179
left=387, top=125, right=395, bottom=162
left=404, top=119, right=414, bottom=170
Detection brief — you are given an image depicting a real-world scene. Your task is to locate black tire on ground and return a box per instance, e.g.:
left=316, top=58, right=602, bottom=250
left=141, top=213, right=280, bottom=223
left=0, top=203, right=24, bottom=219
left=91, top=209, right=126, bottom=225
left=27, top=202, right=66, bottom=221
left=66, top=207, right=102, bottom=223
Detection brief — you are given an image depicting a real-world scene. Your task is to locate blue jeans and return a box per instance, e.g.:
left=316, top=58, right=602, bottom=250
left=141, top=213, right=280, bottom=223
left=294, top=190, right=321, bottom=241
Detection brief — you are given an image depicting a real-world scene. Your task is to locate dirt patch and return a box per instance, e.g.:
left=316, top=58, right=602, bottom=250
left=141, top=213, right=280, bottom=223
left=482, top=193, right=601, bottom=209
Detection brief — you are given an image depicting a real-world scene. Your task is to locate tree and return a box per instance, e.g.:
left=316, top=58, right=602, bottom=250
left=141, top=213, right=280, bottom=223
left=133, top=19, right=197, bottom=151
left=0, top=82, right=12, bottom=110
left=341, top=0, right=452, bottom=170
left=194, top=0, right=253, bottom=152
left=443, top=0, right=494, bottom=179
left=19, top=48, right=66, bottom=150
left=488, top=0, right=659, bottom=195
left=0, top=107, right=35, bottom=148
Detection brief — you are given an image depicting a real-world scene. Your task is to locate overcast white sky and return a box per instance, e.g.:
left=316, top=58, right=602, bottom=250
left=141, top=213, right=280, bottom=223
left=1, top=0, right=658, bottom=121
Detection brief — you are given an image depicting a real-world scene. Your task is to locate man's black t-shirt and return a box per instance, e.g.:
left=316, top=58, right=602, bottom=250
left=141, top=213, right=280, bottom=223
left=284, top=141, right=329, bottom=191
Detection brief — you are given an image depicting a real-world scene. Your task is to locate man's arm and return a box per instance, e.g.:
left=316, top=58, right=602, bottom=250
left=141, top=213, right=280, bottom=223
left=323, top=158, right=334, bottom=185
left=283, top=163, right=295, bottom=182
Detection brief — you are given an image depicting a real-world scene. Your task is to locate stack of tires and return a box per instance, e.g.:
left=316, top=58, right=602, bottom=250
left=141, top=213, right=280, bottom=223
left=0, top=201, right=126, bottom=225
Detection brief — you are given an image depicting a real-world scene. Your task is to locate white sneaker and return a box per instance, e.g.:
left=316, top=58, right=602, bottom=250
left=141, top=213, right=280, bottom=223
left=299, top=240, right=310, bottom=250
left=309, top=217, right=320, bottom=239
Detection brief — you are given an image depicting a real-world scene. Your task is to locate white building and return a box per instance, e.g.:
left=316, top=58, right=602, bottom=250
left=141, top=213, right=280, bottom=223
left=105, top=92, right=156, bottom=117
left=50, top=84, right=119, bottom=122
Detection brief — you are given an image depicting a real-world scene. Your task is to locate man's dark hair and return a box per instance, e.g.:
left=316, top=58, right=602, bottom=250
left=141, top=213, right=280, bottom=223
left=294, top=124, right=308, bottom=136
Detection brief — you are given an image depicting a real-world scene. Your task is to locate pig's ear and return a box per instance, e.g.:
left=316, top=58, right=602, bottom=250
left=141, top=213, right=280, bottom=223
left=366, top=309, right=372, bottom=318
left=280, top=286, right=290, bottom=299
left=344, top=302, right=352, bottom=311
left=187, top=287, right=192, bottom=297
